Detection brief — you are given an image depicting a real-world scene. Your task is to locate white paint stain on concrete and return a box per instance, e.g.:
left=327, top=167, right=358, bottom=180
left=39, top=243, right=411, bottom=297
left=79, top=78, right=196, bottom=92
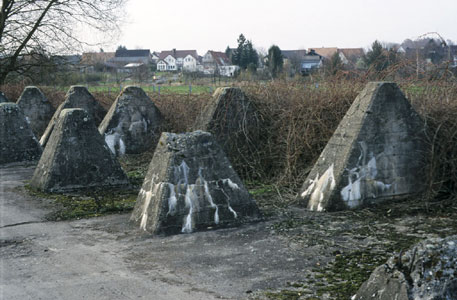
left=204, top=180, right=219, bottom=224
left=222, top=178, right=240, bottom=190
left=105, top=132, right=126, bottom=156
left=340, top=142, right=392, bottom=208
left=140, top=159, right=242, bottom=232
left=302, top=164, right=336, bottom=211
left=139, top=179, right=162, bottom=231
left=105, top=134, right=116, bottom=154
left=220, top=187, right=238, bottom=218
left=174, top=161, right=190, bottom=186
left=181, top=185, right=195, bottom=233
left=118, top=138, right=126, bottom=155
left=128, top=118, right=148, bottom=132
left=167, top=183, right=177, bottom=216
left=228, top=206, right=238, bottom=218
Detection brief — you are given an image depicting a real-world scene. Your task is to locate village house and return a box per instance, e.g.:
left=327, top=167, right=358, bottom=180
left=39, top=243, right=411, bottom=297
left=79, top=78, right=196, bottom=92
left=202, top=51, right=239, bottom=76
left=308, top=47, right=365, bottom=68
left=300, top=50, right=323, bottom=74
left=156, top=49, right=200, bottom=72
left=337, top=48, right=365, bottom=67
left=278, top=49, right=323, bottom=74
left=99, top=49, right=153, bottom=74
left=151, top=51, right=160, bottom=63
left=112, top=49, right=152, bottom=64
left=80, top=52, right=115, bottom=72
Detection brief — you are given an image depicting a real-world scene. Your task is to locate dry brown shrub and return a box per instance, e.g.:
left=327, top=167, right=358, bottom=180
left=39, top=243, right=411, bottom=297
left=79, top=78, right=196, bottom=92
left=0, top=83, right=27, bottom=102
left=2, top=77, right=456, bottom=201
left=148, top=93, right=210, bottom=133
left=401, top=80, right=457, bottom=200
left=243, top=79, right=363, bottom=185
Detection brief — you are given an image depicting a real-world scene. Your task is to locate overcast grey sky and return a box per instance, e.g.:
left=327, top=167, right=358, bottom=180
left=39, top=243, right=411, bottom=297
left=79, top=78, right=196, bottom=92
left=111, top=0, right=456, bottom=54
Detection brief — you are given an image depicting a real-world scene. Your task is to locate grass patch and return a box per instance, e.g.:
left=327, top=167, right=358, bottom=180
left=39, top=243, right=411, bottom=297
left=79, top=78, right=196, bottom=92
left=25, top=184, right=138, bottom=221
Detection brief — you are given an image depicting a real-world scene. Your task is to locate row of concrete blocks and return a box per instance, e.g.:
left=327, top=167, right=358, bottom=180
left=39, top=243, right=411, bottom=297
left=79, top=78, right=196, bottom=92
left=0, top=85, right=260, bottom=235
left=4, top=86, right=455, bottom=300
left=0, top=82, right=429, bottom=234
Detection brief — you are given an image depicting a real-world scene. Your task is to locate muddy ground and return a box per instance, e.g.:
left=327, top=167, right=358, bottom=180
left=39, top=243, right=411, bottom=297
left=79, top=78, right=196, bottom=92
left=1, top=164, right=457, bottom=300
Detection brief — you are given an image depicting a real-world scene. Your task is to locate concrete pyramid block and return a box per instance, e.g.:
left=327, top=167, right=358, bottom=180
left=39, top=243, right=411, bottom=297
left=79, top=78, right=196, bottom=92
left=39, top=86, right=106, bottom=147
left=193, top=87, right=260, bottom=155
left=30, top=108, right=129, bottom=192
left=0, top=91, right=9, bottom=103
left=299, top=82, right=427, bottom=211
left=99, top=86, right=163, bottom=156
left=130, top=131, right=260, bottom=235
left=17, top=86, right=55, bottom=137
left=0, top=103, right=42, bottom=164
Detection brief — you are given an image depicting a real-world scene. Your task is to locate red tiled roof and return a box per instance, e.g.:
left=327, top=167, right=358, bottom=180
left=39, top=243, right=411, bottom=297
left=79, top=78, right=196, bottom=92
left=338, top=48, right=364, bottom=59
left=208, top=51, right=231, bottom=65
left=81, top=52, right=115, bottom=65
left=308, top=47, right=338, bottom=59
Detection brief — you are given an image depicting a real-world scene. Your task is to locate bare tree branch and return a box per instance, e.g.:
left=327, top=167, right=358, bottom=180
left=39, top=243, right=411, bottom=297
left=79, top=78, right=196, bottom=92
left=0, top=0, right=127, bottom=84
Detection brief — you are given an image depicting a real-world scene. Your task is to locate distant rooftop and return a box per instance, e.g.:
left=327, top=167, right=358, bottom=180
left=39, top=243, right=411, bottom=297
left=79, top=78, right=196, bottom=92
left=115, top=49, right=151, bottom=58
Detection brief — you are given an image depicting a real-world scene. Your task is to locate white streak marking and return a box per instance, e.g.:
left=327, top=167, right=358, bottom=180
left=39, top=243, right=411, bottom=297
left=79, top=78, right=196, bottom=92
left=167, top=183, right=177, bottom=216
left=119, top=138, right=126, bottom=155
left=228, top=206, right=238, bottom=219
left=139, top=180, right=161, bottom=231
left=222, top=178, right=240, bottom=190
left=341, top=143, right=392, bottom=207
left=105, top=134, right=116, bottom=154
left=181, top=185, right=194, bottom=233
left=204, top=180, right=219, bottom=224
left=303, top=164, right=336, bottom=212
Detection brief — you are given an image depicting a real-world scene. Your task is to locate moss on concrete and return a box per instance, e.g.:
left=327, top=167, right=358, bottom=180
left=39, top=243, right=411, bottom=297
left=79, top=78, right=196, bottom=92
left=25, top=184, right=137, bottom=221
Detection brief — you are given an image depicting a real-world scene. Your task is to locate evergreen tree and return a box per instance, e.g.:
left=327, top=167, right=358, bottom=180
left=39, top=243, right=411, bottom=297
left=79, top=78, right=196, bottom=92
left=233, top=34, right=246, bottom=66
left=225, top=46, right=233, bottom=63
left=364, top=40, right=388, bottom=71
left=267, top=45, right=283, bottom=78
left=231, top=34, right=259, bottom=70
left=116, top=45, right=127, bottom=53
left=245, top=41, right=258, bottom=69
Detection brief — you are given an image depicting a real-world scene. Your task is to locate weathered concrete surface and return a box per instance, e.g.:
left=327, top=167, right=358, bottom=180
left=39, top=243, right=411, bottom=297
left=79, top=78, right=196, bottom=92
left=0, top=166, right=49, bottom=227
left=130, top=131, right=260, bottom=235
left=98, top=85, right=163, bottom=156
left=16, top=86, right=55, bottom=137
left=30, top=108, right=129, bottom=192
left=300, top=82, right=427, bottom=211
left=40, top=86, right=106, bottom=147
left=0, top=165, right=317, bottom=300
left=355, top=235, right=457, bottom=300
left=0, top=103, right=42, bottom=164
left=3, top=165, right=457, bottom=300
left=193, top=87, right=261, bottom=171
left=0, top=90, right=9, bottom=103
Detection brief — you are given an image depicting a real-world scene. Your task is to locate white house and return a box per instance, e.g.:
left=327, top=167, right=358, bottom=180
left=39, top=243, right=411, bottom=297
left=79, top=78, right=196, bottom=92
left=182, top=54, right=198, bottom=71
left=156, top=60, right=168, bottom=71
left=202, top=50, right=238, bottom=76
left=219, top=65, right=239, bottom=77
left=157, top=49, right=200, bottom=72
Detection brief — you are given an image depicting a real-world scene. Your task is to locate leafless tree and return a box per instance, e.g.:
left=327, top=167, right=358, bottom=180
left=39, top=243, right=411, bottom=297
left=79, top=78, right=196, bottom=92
left=0, top=0, right=126, bottom=84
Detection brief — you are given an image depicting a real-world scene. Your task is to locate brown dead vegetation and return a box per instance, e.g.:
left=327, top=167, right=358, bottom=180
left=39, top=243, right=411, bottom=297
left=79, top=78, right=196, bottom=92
left=2, top=76, right=456, bottom=202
